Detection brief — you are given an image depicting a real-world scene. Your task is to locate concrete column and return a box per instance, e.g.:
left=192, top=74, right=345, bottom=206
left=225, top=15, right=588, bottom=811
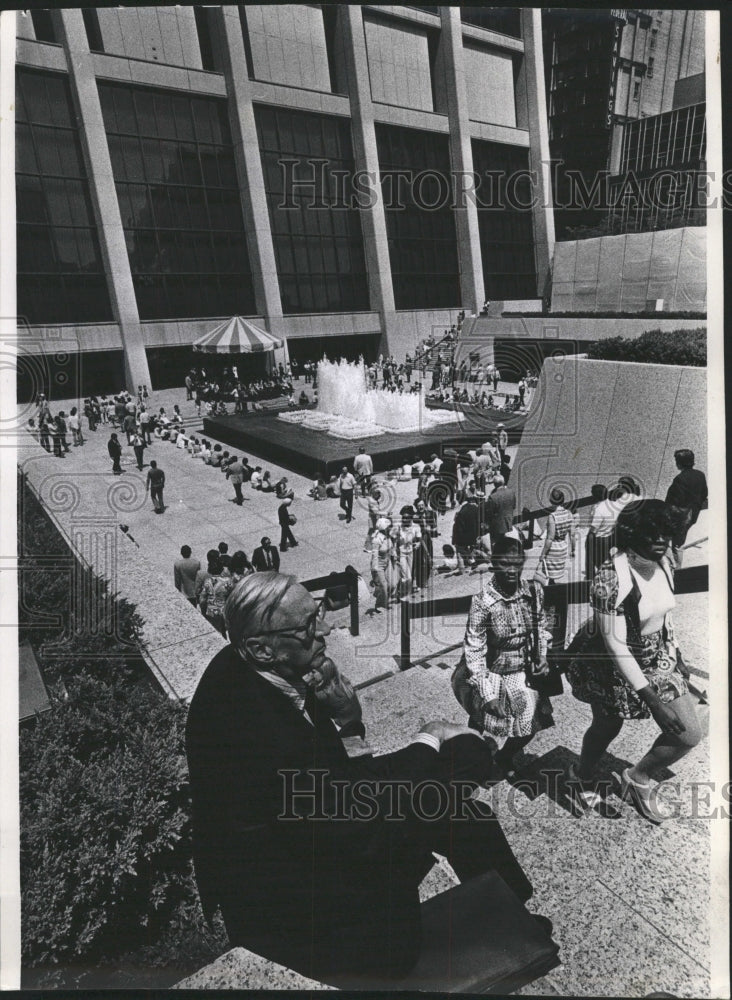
left=215, top=7, right=283, bottom=331
left=55, top=9, right=152, bottom=392
left=520, top=8, right=556, bottom=299
left=439, top=7, right=484, bottom=314
left=339, top=5, right=396, bottom=351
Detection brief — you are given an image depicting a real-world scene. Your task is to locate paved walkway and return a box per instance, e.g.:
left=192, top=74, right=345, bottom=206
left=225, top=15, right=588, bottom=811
left=18, top=383, right=713, bottom=996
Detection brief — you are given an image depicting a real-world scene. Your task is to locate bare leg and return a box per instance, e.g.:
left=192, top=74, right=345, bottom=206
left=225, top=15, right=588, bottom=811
left=630, top=694, right=701, bottom=783
left=576, top=706, right=624, bottom=781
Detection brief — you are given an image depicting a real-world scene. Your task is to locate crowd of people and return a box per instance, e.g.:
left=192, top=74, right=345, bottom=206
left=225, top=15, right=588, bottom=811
left=185, top=365, right=297, bottom=416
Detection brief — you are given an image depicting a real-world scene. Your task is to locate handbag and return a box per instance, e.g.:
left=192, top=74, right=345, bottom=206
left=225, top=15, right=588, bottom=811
left=289, top=514, right=297, bottom=525
left=533, top=558, right=549, bottom=587
left=525, top=582, right=564, bottom=697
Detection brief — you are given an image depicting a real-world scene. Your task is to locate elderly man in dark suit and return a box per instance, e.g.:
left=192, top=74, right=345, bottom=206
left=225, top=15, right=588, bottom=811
left=251, top=536, right=280, bottom=572
left=186, top=573, right=536, bottom=983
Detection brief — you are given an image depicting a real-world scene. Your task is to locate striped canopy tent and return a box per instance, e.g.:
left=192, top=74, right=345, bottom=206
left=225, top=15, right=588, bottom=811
left=192, top=316, right=284, bottom=355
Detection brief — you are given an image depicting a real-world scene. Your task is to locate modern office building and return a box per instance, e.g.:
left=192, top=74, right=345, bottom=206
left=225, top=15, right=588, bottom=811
left=14, top=5, right=556, bottom=395
left=542, top=8, right=705, bottom=237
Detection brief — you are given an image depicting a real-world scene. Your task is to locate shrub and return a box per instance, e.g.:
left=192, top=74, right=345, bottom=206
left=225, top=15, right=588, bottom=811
left=18, top=473, right=147, bottom=688
left=20, top=674, right=196, bottom=966
left=586, top=328, right=706, bottom=367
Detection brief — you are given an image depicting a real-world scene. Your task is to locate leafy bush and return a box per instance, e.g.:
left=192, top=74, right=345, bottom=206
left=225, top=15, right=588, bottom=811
left=20, top=674, right=197, bottom=966
left=18, top=474, right=147, bottom=688
left=586, top=328, right=706, bottom=367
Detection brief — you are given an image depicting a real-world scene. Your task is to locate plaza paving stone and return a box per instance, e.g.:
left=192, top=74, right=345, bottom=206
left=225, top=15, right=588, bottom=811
left=18, top=383, right=714, bottom=996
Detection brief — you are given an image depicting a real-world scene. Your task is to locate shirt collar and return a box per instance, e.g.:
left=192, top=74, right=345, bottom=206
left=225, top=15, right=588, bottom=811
left=483, top=577, right=531, bottom=602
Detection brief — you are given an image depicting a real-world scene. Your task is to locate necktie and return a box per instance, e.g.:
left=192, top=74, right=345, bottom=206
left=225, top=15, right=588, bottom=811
left=266, top=549, right=272, bottom=569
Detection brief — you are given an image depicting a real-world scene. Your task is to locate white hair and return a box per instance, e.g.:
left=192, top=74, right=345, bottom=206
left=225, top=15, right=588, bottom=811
left=224, top=572, right=298, bottom=651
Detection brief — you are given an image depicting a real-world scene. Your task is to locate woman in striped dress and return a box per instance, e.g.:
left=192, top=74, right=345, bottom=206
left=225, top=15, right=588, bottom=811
left=538, top=488, right=577, bottom=584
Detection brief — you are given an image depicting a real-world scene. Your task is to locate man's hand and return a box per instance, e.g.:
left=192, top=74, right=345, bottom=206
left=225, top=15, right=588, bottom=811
left=305, top=659, right=362, bottom=729
left=532, top=658, right=550, bottom=677
left=419, top=720, right=481, bottom=745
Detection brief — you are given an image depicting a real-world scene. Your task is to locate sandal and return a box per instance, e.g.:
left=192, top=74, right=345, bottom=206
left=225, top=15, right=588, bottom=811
left=621, top=767, right=667, bottom=825
left=567, top=763, right=603, bottom=812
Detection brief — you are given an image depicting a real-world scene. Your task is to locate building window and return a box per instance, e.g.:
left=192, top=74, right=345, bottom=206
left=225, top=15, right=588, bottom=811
left=193, top=6, right=217, bottom=71
left=99, top=82, right=256, bottom=321
left=30, top=10, right=57, bottom=44
left=472, top=139, right=537, bottom=300
left=459, top=7, right=521, bottom=38
left=255, top=105, right=369, bottom=315
left=376, top=123, right=460, bottom=310
left=647, top=56, right=654, bottom=77
left=633, top=81, right=641, bottom=100
left=81, top=8, right=104, bottom=52
left=16, top=68, right=113, bottom=325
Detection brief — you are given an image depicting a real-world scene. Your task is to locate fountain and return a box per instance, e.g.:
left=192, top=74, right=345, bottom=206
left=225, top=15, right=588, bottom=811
left=279, top=358, right=459, bottom=438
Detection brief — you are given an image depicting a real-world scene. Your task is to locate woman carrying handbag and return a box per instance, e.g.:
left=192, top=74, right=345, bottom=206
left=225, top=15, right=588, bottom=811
left=566, top=500, right=701, bottom=822
left=452, top=535, right=555, bottom=777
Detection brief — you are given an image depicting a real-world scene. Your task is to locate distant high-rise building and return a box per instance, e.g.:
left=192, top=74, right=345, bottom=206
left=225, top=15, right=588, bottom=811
left=543, top=8, right=705, bottom=237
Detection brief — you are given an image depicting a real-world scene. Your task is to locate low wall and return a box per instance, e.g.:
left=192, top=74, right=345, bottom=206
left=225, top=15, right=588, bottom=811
left=550, top=227, right=706, bottom=314
left=512, top=356, right=707, bottom=513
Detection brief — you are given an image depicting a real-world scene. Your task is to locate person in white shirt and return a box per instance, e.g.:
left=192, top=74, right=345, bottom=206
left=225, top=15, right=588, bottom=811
left=429, top=453, right=443, bottom=473
left=353, top=447, right=374, bottom=496
left=412, top=455, right=426, bottom=476
left=338, top=467, right=357, bottom=523
left=586, top=476, right=642, bottom=577
left=250, top=466, right=263, bottom=489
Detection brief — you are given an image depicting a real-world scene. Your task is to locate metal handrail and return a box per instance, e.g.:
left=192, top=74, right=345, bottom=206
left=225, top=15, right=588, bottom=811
left=302, top=567, right=360, bottom=637
left=399, top=563, right=709, bottom=669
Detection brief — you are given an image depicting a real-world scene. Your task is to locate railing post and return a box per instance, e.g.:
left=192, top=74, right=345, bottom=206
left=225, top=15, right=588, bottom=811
left=346, top=567, right=359, bottom=637
left=400, top=598, right=411, bottom=670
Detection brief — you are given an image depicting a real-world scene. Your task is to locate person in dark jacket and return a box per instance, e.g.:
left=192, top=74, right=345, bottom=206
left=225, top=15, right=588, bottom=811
left=252, top=536, right=280, bottom=572
left=108, top=432, right=123, bottom=474
left=186, top=574, right=534, bottom=983
left=665, top=449, right=708, bottom=564
left=452, top=496, right=481, bottom=573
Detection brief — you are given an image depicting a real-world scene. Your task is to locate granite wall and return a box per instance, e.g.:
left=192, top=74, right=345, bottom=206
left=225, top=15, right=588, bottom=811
left=551, top=227, right=706, bottom=314
left=512, top=356, right=707, bottom=513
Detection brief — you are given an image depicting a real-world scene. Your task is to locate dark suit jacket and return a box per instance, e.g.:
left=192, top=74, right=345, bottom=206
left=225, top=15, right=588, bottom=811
left=665, top=468, right=708, bottom=523
left=185, top=645, right=492, bottom=980
left=251, top=545, right=280, bottom=572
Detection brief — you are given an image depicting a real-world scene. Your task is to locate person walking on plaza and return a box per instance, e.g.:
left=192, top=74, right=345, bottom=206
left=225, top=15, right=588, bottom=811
left=369, top=517, right=393, bottom=612
left=199, top=552, right=233, bottom=637
left=107, top=432, right=122, bottom=474
left=68, top=407, right=84, bottom=446
left=56, top=412, right=70, bottom=453
left=174, top=545, right=201, bottom=606
left=123, top=409, right=137, bottom=446
left=453, top=535, right=554, bottom=777
left=493, top=367, right=500, bottom=392
left=536, top=488, right=577, bottom=585
left=278, top=497, right=298, bottom=551
left=664, top=449, right=708, bottom=566
left=586, top=476, right=640, bottom=579
left=131, top=430, right=146, bottom=470
left=185, top=373, right=194, bottom=400
left=38, top=414, right=51, bottom=453
left=139, top=406, right=152, bottom=444
left=497, top=423, right=509, bottom=458
left=338, top=466, right=357, bottom=523
left=146, top=460, right=166, bottom=513
left=485, top=474, right=517, bottom=547
left=51, top=415, right=64, bottom=458
left=252, top=536, right=280, bottom=572
left=452, top=495, right=481, bottom=573
left=518, top=378, right=527, bottom=407
left=567, top=500, right=700, bottom=823
left=396, top=505, right=422, bottom=597
left=226, top=455, right=248, bottom=506
left=353, top=446, right=374, bottom=497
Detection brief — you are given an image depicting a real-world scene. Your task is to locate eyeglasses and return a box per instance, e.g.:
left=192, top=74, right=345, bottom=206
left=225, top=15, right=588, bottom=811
left=258, top=596, right=327, bottom=645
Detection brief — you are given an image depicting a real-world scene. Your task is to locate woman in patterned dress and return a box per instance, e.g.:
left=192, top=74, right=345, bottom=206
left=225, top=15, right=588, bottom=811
left=454, top=535, right=554, bottom=774
left=567, top=500, right=701, bottom=823
left=537, top=488, right=577, bottom=584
